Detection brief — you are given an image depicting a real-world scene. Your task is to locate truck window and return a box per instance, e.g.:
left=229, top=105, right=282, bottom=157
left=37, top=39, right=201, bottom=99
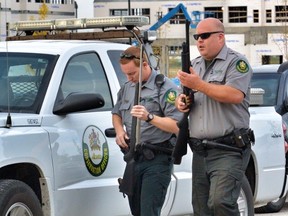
left=107, top=50, right=127, bottom=86
left=60, top=52, right=113, bottom=110
left=251, top=73, right=280, bottom=106
left=0, top=53, right=56, bottom=113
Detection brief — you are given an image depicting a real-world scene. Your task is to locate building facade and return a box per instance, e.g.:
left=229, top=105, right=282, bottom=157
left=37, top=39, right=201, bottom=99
left=93, top=0, right=288, bottom=77
left=1, top=0, right=76, bottom=40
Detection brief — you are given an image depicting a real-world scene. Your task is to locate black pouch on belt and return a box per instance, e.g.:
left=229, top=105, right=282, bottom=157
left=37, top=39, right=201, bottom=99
left=233, top=128, right=253, bottom=148
left=142, top=148, right=155, bottom=160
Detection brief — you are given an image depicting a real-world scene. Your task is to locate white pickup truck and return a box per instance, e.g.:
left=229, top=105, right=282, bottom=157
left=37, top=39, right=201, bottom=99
left=0, top=16, right=286, bottom=216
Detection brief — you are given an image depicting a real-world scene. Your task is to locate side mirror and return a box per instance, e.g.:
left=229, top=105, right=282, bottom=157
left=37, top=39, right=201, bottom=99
left=53, top=92, right=104, bottom=115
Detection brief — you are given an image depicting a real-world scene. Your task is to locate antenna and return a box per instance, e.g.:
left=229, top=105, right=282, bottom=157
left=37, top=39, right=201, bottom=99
left=4, top=0, right=11, bottom=128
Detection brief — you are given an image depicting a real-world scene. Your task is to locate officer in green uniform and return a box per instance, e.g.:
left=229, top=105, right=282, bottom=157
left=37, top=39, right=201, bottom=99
left=112, top=46, right=183, bottom=216
left=175, top=18, right=253, bottom=216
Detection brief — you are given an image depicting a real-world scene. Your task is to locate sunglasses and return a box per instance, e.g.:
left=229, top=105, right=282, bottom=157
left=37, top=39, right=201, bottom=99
left=120, top=53, right=140, bottom=59
left=193, top=31, right=223, bottom=40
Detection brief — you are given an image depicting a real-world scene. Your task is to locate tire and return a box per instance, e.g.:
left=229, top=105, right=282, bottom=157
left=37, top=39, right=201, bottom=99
left=0, top=179, right=43, bottom=216
left=238, top=176, right=254, bottom=216
left=255, top=192, right=288, bottom=213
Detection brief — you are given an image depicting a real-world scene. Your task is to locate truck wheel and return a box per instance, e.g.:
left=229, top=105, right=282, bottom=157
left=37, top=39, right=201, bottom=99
left=255, top=192, right=288, bottom=213
left=0, top=179, right=43, bottom=216
left=238, top=176, right=254, bottom=216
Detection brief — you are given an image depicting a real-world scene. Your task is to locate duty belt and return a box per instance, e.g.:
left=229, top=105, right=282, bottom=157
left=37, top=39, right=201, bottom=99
left=135, top=141, right=173, bottom=160
left=188, top=128, right=254, bottom=155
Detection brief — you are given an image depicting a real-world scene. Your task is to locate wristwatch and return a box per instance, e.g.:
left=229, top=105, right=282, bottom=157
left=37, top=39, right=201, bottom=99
left=146, top=113, right=154, bottom=122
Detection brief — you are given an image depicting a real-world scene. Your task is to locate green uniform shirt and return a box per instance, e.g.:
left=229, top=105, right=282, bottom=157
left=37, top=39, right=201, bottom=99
left=189, top=45, right=252, bottom=139
left=112, top=70, right=183, bottom=144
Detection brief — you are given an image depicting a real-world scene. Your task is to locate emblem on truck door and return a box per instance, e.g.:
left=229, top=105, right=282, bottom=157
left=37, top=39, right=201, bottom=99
left=82, top=126, right=109, bottom=176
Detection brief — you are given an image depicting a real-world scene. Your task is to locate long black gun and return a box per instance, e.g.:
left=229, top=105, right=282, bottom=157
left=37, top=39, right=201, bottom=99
left=118, top=80, right=140, bottom=197
left=118, top=45, right=144, bottom=216
left=172, top=20, right=194, bottom=164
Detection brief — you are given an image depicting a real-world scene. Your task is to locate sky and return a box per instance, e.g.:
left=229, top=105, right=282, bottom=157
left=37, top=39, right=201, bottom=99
left=76, top=0, right=94, bottom=18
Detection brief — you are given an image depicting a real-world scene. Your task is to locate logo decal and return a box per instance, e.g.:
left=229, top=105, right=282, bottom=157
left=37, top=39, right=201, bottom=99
left=165, top=89, right=177, bottom=104
left=82, top=126, right=109, bottom=176
left=236, top=60, right=249, bottom=73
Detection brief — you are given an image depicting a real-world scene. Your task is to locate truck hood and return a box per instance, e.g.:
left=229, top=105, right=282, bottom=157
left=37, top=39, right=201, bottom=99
left=0, top=113, right=41, bottom=127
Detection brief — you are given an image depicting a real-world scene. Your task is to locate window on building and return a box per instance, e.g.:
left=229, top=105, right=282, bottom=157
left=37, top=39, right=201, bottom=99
left=16, top=0, right=20, bottom=3
left=168, top=46, right=182, bottom=78
left=262, top=55, right=282, bottom=64
left=131, top=8, right=150, bottom=16
left=168, top=8, right=185, bottom=24
left=35, top=0, right=51, bottom=3
left=253, top=9, right=259, bottom=23
left=228, top=6, right=247, bottom=23
left=169, top=46, right=182, bottom=55
left=110, top=8, right=150, bottom=23
left=131, top=8, right=150, bottom=22
left=110, top=9, right=128, bottom=16
left=266, top=9, right=272, bottom=23
left=275, top=5, right=288, bottom=22
left=204, top=7, right=223, bottom=22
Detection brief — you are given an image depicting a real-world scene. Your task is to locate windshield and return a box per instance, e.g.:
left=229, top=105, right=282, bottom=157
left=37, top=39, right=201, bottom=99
left=0, top=53, right=57, bottom=113
left=251, top=73, right=280, bottom=106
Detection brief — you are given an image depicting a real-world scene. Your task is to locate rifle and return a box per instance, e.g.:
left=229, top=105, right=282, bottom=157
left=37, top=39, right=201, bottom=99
left=172, top=20, right=194, bottom=165
left=118, top=45, right=143, bottom=214
left=118, top=81, right=140, bottom=197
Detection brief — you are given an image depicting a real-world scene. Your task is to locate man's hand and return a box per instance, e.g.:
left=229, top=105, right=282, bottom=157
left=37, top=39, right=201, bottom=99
left=177, top=67, right=203, bottom=91
left=115, top=130, right=129, bottom=149
left=175, top=94, right=191, bottom=113
left=130, top=105, right=149, bottom=121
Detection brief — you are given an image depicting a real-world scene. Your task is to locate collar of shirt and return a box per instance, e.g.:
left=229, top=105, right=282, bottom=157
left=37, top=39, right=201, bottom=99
left=195, top=44, right=228, bottom=66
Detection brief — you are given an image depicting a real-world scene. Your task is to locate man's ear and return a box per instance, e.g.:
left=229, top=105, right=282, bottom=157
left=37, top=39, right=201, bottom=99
left=143, top=61, right=149, bottom=67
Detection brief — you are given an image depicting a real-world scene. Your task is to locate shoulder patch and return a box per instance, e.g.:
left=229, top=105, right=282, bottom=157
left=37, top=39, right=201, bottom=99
left=164, top=89, right=177, bottom=104
left=236, top=60, right=249, bottom=73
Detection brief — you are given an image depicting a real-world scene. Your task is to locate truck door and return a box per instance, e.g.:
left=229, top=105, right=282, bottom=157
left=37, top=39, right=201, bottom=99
left=50, top=52, right=130, bottom=216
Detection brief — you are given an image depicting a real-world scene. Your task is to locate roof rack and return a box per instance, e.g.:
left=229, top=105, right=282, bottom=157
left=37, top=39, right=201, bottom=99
left=7, top=16, right=149, bottom=41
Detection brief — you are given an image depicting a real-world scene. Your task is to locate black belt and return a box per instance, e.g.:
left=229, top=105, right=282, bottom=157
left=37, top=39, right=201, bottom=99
left=135, top=141, right=173, bottom=160
left=189, top=135, right=242, bottom=154
left=188, top=128, right=254, bottom=154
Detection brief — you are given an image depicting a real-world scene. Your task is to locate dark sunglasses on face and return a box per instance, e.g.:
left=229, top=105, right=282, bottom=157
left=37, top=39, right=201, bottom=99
left=193, top=31, right=223, bottom=40
left=120, top=53, right=140, bottom=59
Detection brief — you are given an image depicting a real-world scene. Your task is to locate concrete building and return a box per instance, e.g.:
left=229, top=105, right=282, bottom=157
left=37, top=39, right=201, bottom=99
left=93, top=0, right=288, bottom=77
left=0, top=0, right=76, bottom=41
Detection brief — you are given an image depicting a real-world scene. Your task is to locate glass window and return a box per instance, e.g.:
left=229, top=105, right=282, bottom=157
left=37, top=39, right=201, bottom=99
left=107, top=50, right=127, bottom=87
left=0, top=53, right=57, bottom=113
left=60, top=53, right=113, bottom=110
left=262, top=55, right=283, bottom=65
left=204, top=7, right=223, bottom=22
left=275, top=5, right=288, bottom=22
left=110, top=9, right=128, bottom=16
left=168, top=8, right=185, bottom=24
left=253, top=9, right=259, bottom=23
left=228, top=6, right=247, bottom=23
left=251, top=73, right=280, bottom=106
left=266, top=9, right=272, bottom=23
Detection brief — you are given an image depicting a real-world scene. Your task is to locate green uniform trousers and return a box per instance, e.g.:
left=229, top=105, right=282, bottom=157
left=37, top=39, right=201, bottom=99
left=192, top=147, right=251, bottom=216
left=131, top=153, right=173, bottom=216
